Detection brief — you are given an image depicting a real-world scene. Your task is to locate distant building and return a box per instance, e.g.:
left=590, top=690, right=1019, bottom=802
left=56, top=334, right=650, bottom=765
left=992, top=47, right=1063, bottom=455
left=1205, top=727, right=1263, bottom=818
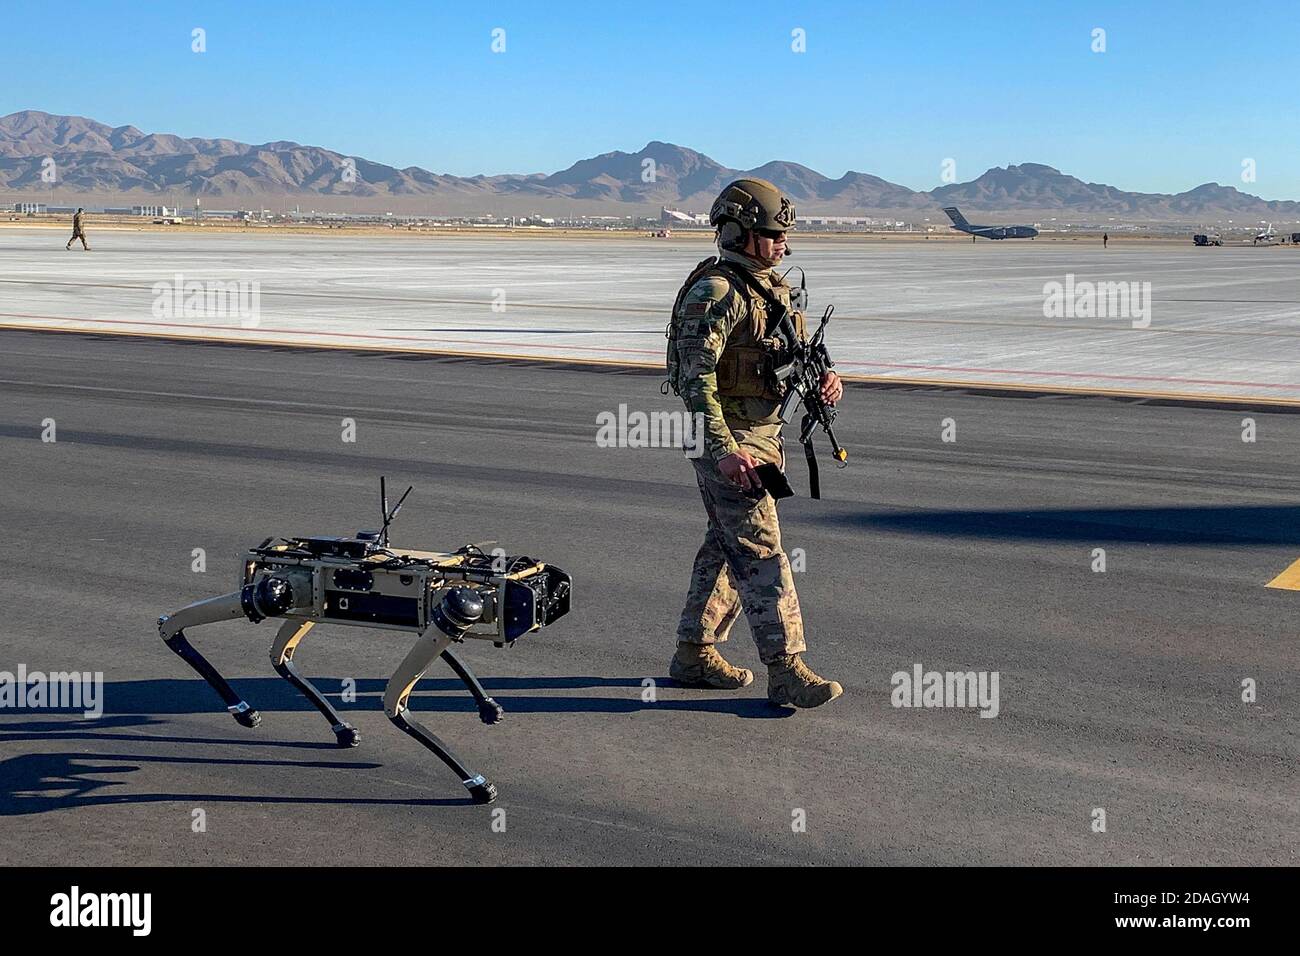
left=661, top=206, right=710, bottom=225
left=132, top=205, right=177, bottom=217
left=800, top=215, right=877, bottom=228
left=15, top=201, right=47, bottom=214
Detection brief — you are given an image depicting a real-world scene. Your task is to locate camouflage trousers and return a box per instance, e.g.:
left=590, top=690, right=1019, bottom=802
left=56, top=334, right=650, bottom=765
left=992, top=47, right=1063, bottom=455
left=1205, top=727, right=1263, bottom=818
left=66, top=229, right=88, bottom=250
left=675, top=431, right=805, bottom=664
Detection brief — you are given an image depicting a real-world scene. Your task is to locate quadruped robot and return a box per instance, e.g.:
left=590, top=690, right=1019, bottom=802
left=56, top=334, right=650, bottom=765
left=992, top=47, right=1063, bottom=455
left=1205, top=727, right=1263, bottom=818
left=158, top=480, right=572, bottom=803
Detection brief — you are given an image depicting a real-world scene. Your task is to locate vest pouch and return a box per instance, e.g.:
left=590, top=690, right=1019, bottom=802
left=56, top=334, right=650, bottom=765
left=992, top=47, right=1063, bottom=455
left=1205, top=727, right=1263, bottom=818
left=718, top=345, right=779, bottom=398
left=792, top=309, right=808, bottom=342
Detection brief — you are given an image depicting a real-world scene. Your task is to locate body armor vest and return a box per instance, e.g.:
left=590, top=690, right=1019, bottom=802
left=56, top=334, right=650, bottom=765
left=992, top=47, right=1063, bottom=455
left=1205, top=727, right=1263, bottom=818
left=665, top=257, right=807, bottom=400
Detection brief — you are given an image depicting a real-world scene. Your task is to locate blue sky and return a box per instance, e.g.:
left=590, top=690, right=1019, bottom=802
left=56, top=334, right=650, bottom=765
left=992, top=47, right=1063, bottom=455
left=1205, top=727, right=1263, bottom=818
left=5, top=0, right=1299, bottom=198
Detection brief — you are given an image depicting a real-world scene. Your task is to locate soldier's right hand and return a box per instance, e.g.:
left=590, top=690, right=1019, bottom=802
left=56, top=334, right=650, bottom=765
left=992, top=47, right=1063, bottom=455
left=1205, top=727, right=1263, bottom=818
left=718, top=449, right=762, bottom=493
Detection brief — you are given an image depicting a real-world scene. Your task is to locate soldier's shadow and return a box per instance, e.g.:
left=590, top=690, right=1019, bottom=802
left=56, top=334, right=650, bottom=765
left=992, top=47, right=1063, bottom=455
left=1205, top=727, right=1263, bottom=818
left=0, top=675, right=790, bottom=721
left=829, top=504, right=1300, bottom=545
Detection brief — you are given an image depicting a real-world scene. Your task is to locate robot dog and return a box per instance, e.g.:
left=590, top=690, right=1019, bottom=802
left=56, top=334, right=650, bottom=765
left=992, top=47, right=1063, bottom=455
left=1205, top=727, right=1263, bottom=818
left=158, top=480, right=572, bottom=804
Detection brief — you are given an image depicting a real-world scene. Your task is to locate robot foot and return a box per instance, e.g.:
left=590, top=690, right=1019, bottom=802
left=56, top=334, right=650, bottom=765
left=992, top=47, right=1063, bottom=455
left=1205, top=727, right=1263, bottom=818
left=465, top=776, right=498, bottom=804
left=230, top=703, right=261, bottom=728
left=332, top=723, right=361, bottom=748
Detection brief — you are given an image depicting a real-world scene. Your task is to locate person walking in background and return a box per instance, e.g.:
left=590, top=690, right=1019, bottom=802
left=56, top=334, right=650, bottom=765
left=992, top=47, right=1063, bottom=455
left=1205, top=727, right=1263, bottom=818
left=66, top=208, right=90, bottom=251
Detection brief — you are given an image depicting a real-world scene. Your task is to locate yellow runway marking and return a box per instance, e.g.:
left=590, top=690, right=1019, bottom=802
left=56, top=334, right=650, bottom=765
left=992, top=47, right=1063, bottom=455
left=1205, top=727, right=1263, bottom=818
left=1265, top=558, right=1300, bottom=590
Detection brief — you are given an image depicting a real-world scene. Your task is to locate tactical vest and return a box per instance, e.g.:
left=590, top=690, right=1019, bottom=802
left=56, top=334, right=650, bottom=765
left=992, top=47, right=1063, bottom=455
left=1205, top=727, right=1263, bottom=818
left=664, top=257, right=806, bottom=400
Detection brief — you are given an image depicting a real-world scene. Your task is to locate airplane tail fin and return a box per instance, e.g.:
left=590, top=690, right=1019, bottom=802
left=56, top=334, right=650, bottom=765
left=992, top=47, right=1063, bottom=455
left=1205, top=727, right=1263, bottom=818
left=942, top=206, right=970, bottom=229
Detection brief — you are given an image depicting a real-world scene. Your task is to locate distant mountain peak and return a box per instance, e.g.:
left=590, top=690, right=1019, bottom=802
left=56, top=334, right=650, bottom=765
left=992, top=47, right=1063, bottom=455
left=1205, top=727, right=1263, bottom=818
left=2, top=110, right=1296, bottom=221
left=1007, top=162, right=1062, bottom=175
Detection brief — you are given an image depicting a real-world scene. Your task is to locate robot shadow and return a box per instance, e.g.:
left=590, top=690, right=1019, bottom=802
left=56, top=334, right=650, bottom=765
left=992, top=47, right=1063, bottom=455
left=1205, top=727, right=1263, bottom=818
left=0, top=741, right=474, bottom=816
left=0, top=679, right=790, bottom=816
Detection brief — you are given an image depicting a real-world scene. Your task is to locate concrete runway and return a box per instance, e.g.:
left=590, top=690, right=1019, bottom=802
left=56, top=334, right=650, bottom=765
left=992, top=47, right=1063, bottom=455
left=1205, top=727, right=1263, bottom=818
left=2, top=227, right=1298, bottom=403
left=0, top=329, right=1296, bottom=865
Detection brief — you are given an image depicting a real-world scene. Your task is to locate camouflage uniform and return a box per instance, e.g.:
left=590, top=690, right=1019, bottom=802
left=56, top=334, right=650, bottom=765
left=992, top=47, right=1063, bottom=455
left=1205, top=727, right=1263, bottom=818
left=673, top=249, right=806, bottom=665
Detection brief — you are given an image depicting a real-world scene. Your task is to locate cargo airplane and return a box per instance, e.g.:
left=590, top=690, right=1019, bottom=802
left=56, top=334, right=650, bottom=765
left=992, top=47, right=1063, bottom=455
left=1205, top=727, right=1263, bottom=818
left=942, top=206, right=1038, bottom=240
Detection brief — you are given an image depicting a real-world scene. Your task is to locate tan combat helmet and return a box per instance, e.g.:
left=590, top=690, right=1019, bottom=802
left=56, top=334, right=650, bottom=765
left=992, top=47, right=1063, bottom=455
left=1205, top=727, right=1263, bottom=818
left=709, top=178, right=797, bottom=245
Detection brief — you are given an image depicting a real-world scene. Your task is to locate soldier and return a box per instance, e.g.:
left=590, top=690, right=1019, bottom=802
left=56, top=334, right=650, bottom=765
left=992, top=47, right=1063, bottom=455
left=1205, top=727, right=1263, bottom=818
left=65, top=208, right=90, bottom=251
left=664, top=178, right=844, bottom=708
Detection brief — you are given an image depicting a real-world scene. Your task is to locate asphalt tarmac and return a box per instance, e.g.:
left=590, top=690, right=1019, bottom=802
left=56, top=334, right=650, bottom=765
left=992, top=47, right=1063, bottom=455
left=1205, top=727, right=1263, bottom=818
left=0, top=329, right=1296, bottom=865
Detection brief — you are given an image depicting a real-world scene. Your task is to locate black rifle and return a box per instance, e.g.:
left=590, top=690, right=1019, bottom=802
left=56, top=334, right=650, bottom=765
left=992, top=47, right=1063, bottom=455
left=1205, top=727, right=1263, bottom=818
left=775, top=305, right=847, bottom=499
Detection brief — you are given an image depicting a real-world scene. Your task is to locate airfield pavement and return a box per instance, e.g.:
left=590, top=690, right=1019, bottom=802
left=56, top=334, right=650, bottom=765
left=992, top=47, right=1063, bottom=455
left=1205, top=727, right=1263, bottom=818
left=1, top=227, right=1298, bottom=405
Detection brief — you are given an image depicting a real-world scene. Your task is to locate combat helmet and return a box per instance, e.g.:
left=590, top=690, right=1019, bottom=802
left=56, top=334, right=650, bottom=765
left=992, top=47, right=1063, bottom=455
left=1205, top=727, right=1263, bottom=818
left=709, top=178, right=796, bottom=242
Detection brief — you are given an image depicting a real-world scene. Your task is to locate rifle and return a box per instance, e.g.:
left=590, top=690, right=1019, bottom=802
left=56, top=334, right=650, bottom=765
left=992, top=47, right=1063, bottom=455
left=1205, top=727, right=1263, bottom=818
left=775, top=304, right=848, bottom=499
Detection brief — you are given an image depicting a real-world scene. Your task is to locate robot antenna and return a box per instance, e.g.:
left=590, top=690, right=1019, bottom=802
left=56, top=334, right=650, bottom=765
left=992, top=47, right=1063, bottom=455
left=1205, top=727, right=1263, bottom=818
left=380, top=476, right=413, bottom=548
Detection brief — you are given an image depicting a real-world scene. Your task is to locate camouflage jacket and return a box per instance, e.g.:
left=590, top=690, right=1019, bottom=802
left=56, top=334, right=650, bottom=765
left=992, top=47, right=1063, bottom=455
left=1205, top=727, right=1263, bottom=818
left=672, top=249, right=802, bottom=463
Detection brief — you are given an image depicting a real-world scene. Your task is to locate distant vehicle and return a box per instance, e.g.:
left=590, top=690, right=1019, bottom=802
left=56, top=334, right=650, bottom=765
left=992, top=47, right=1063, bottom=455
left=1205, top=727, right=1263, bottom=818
left=1291, top=233, right=1300, bottom=245
left=1193, top=233, right=1222, bottom=246
left=942, top=206, right=1038, bottom=240
left=1252, top=223, right=1279, bottom=246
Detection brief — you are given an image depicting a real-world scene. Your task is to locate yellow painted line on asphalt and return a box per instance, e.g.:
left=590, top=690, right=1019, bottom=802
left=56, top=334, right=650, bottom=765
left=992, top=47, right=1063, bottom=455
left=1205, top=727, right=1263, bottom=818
left=1265, top=558, right=1300, bottom=590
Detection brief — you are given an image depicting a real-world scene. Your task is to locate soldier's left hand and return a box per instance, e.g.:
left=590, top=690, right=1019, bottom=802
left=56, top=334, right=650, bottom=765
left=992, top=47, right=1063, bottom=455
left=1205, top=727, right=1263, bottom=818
left=819, top=371, right=843, bottom=405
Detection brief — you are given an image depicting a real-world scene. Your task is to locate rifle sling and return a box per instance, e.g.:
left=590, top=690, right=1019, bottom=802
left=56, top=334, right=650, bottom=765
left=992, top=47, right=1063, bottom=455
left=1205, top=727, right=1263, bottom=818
left=711, top=260, right=787, bottom=336
left=801, top=413, right=821, bottom=500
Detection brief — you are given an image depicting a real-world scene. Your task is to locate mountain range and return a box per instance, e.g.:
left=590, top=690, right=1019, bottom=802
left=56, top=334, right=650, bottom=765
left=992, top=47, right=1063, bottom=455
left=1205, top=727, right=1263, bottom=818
left=2, top=110, right=1296, bottom=221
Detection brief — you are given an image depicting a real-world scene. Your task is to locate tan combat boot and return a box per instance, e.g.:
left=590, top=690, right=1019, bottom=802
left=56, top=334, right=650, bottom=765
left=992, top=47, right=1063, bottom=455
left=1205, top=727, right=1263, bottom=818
left=669, top=643, right=754, bottom=689
left=767, top=654, right=843, bottom=708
